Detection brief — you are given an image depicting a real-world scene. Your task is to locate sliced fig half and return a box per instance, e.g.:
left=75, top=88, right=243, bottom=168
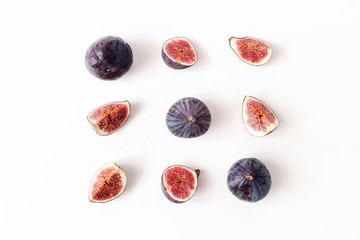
left=229, top=36, right=272, bottom=66
left=87, top=101, right=130, bottom=136
left=242, top=96, right=279, bottom=137
left=166, top=97, right=211, bottom=138
left=89, top=162, right=127, bottom=203
left=161, top=165, right=200, bottom=203
left=161, top=37, right=198, bottom=69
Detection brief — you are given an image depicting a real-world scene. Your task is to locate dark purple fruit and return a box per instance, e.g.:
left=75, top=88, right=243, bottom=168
left=166, top=97, right=211, bottom=138
left=229, top=36, right=272, bottom=66
left=89, top=162, right=127, bottom=203
left=161, top=37, right=197, bottom=69
left=242, top=96, right=279, bottom=137
left=161, top=165, right=200, bottom=203
left=85, top=36, right=133, bottom=80
left=87, top=101, right=130, bottom=136
left=227, top=158, right=271, bottom=202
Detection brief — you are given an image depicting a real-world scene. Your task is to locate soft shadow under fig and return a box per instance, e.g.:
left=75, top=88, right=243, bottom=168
left=116, top=160, right=143, bottom=194
left=263, top=160, right=282, bottom=195
left=126, top=100, right=145, bottom=125
left=126, top=37, right=159, bottom=75
left=267, top=42, right=286, bottom=65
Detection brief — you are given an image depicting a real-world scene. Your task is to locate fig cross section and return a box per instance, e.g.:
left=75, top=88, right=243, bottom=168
left=229, top=36, right=272, bottom=66
left=89, top=162, right=127, bottom=203
left=161, top=165, right=200, bottom=203
left=242, top=96, right=279, bottom=137
left=87, top=101, right=131, bottom=136
left=161, top=37, right=198, bottom=69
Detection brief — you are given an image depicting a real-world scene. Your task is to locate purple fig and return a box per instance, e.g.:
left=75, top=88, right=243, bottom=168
left=85, top=36, right=133, bottom=80
left=166, top=97, right=211, bottom=138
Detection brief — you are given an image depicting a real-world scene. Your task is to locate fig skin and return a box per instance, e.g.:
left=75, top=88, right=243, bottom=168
left=227, top=158, right=271, bottom=202
left=89, top=162, right=127, bottom=203
left=87, top=101, right=131, bottom=136
left=161, top=165, right=200, bottom=204
left=229, top=36, right=272, bottom=66
left=161, top=37, right=198, bottom=70
left=242, top=96, right=279, bottom=137
left=85, top=36, right=133, bottom=80
left=166, top=97, right=211, bottom=138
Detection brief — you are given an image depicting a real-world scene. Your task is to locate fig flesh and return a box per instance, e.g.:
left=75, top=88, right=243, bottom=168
left=242, top=96, right=279, bottom=137
left=87, top=101, right=130, bottom=136
left=227, top=158, right=271, bottom=202
left=229, top=36, right=272, bottom=66
left=85, top=36, right=133, bottom=80
left=161, top=165, right=200, bottom=203
left=166, top=97, right=211, bottom=138
left=89, top=162, right=127, bottom=203
left=161, top=37, right=197, bottom=69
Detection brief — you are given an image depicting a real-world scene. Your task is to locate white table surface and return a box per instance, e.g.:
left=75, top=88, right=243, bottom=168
left=1, top=0, right=359, bottom=239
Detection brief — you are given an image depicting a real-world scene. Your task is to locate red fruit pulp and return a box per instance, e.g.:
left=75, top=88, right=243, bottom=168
left=89, top=104, right=129, bottom=133
left=165, top=40, right=196, bottom=64
left=91, top=167, right=123, bottom=201
left=164, top=167, right=195, bottom=199
left=237, top=38, right=269, bottom=64
left=246, top=98, right=276, bottom=132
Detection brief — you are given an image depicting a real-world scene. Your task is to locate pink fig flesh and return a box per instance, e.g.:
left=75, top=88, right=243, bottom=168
left=89, top=162, right=127, bottom=203
left=242, top=96, right=279, bottom=137
left=87, top=101, right=130, bottom=136
left=229, top=37, right=272, bottom=66
left=161, top=165, right=200, bottom=203
left=161, top=37, right=197, bottom=69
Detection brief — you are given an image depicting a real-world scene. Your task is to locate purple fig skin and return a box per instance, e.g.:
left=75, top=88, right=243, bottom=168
left=161, top=166, right=200, bottom=204
left=85, top=36, right=133, bottom=80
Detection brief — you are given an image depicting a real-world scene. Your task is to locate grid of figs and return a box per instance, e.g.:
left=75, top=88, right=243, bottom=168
left=85, top=35, right=278, bottom=203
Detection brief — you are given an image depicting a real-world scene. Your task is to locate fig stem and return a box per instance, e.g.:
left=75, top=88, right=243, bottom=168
left=189, top=116, right=196, bottom=123
left=246, top=172, right=254, bottom=181
left=195, top=169, right=200, bottom=177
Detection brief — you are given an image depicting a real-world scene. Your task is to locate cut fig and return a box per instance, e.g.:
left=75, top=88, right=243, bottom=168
left=161, top=37, right=197, bottom=69
left=229, top=36, right=272, bottom=66
left=89, top=162, right=127, bottom=203
left=85, top=36, right=133, bottom=80
left=87, top=101, right=130, bottom=136
left=161, top=165, right=200, bottom=203
left=242, top=96, right=279, bottom=137
left=166, top=97, right=211, bottom=138
left=227, top=158, right=271, bottom=202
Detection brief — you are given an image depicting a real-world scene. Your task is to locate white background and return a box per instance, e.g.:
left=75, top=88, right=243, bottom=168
left=1, top=0, right=359, bottom=239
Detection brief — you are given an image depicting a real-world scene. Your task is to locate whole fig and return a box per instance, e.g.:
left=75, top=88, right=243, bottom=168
left=85, top=36, right=133, bottom=80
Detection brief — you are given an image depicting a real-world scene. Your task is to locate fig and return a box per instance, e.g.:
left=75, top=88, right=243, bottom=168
left=161, top=165, right=200, bottom=203
left=227, top=158, right=271, bottom=202
left=85, top=36, right=133, bottom=80
left=229, top=36, right=272, bottom=66
left=89, top=162, right=127, bottom=203
left=87, top=101, right=130, bottom=136
left=161, top=37, right=197, bottom=69
left=166, top=97, right=211, bottom=138
left=242, top=96, right=279, bottom=137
